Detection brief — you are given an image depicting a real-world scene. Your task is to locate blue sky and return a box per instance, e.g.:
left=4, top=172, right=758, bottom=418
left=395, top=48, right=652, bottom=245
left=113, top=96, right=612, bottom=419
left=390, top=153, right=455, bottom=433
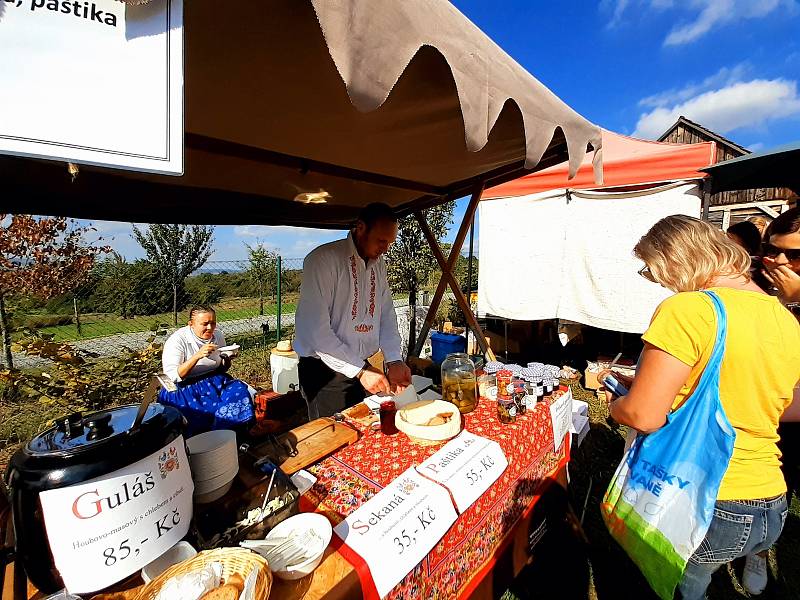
left=89, top=0, right=800, bottom=262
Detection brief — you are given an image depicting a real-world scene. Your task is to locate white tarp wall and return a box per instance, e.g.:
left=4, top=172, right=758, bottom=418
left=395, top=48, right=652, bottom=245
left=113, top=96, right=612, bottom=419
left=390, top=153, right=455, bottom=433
left=477, top=182, right=702, bottom=334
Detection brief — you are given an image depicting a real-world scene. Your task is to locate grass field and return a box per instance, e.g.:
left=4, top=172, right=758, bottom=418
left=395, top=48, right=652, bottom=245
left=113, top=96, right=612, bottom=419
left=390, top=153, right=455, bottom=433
left=33, top=299, right=298, bottom=341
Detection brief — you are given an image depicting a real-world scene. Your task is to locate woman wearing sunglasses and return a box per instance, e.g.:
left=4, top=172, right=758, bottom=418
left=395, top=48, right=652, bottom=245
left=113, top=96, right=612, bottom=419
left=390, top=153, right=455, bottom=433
left=605, top=215, right=800, bottom=598
left=762, top=207, right=800, bottom=304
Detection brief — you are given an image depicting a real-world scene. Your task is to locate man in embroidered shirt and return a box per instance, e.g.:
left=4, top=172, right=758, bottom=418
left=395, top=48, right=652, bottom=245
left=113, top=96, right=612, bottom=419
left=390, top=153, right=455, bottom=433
left=295, top=203, right=412, bottom=418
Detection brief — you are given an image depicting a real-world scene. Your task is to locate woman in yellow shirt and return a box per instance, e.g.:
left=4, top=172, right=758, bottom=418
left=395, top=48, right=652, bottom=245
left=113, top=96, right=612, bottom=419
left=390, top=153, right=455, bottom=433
left=603, top=215, right=800, bottom=599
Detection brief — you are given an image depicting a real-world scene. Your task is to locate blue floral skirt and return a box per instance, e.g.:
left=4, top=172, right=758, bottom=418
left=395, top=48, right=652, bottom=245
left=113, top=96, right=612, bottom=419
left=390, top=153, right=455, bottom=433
left=158, top=372, right=254, bottom=435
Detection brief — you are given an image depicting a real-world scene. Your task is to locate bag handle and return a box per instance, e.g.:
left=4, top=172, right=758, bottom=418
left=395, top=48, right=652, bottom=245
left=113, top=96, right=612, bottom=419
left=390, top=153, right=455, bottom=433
left=690, top=290, right=727, bottom=393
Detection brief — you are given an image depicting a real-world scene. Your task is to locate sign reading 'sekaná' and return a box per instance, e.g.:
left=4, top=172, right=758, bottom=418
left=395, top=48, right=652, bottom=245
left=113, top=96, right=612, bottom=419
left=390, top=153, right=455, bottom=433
left=0, top=0, right=183, bottom=175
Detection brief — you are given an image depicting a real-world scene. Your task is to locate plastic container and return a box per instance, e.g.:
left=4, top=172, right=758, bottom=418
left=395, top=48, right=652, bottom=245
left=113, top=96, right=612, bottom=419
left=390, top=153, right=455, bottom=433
left=270, top=348, right=300, bottom=394
left=441, top=353, right=477, bottom=414
left=431, top=332, right=466, bottom=365
left=264, top=513, right=333, bottom=580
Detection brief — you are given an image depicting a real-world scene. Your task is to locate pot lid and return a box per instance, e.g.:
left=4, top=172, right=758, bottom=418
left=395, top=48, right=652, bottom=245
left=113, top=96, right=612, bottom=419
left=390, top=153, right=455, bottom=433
left=27, top=404, right=178, bottom=457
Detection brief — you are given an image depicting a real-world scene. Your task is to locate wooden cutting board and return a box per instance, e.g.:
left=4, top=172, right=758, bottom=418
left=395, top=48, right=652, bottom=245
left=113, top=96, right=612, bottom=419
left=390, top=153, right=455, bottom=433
left=250, top=418, right=359, bottom=476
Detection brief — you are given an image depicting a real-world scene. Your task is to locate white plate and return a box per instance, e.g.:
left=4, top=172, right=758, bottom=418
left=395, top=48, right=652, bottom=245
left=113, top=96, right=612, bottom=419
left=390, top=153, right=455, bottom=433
left=194, top=467, right=239, bottom=494
left=187, top=430, right=237, bottom=455
left=216, top=344, right=241, bottom=356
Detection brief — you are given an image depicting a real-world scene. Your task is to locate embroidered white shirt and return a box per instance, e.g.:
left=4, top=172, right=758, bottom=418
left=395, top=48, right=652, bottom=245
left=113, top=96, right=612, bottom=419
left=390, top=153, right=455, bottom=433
left=294, top=233, right=403, bottom=379
left=162, top=326, right=226, bottom=382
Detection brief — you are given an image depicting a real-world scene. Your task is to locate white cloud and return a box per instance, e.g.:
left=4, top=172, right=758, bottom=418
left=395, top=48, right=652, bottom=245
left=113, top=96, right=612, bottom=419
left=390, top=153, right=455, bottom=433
left=748, top=142, right=766, bottom=151
left=633, top=78, right=800, bottom=139
left=602, top=0, right=797, bottom=45
left=638, top=63, right=750, bottom=108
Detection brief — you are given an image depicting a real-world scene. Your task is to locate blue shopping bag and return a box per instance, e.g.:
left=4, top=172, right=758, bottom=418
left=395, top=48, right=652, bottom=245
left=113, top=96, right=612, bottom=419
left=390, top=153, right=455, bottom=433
left=601, top=291, right=736, bottom=600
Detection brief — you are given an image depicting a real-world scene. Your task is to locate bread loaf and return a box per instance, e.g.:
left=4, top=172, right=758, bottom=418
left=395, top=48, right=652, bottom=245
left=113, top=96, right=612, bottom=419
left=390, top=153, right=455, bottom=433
left=226, top=573, right=245, bottom=593
left=199, top=583, right=240, bottom=600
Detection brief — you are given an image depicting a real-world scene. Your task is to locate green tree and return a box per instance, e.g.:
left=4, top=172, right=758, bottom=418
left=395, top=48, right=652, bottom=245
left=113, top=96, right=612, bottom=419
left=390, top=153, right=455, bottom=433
left=0, top=215, right=109, bottom=369
left=386, top=203, right=454, bottom=356
left=245, top=242, right=279, bottom=315
left=132, top=224, right=215, bottom=325
left=97, top=252, right=135, bottom=318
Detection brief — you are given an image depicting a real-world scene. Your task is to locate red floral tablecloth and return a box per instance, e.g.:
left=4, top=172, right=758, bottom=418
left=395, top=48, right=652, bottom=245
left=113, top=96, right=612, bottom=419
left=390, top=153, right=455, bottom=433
left=303, top=397, right=569, bottom=600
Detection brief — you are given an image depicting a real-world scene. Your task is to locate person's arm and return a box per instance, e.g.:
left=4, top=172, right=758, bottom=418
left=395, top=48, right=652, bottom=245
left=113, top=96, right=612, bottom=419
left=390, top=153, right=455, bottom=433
left=162, top=334, right=217, bottom=382
left=781, top=384, right=800, bottom=422
left=378, top=262, right=411, bottom=391
left=378, top=268, right=403, bottom=365
left=296, top=253, right=377, bottom=383
left=606, top=343, right=691, bottom=433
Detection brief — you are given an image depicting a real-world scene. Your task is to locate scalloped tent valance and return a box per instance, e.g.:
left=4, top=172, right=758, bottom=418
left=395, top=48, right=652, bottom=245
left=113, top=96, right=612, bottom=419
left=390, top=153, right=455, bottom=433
left=1, top=0, right=602, bottom=227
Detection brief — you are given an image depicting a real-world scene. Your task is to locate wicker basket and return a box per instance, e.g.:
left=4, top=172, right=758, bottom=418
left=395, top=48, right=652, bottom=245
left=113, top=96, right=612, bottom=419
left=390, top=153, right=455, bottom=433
left=135, top=547, right=272, bottom=600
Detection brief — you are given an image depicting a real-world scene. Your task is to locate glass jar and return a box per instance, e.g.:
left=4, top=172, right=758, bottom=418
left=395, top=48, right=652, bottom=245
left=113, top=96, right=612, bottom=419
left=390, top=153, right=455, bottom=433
left=497, top=397, right=517, bottom=424
left=441, top=353, right=477, bottom=414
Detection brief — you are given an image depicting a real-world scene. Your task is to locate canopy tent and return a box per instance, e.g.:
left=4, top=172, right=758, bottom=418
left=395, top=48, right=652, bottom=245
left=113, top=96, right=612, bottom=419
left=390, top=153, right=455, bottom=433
left=477, top=131, right=715, bottom=334
left=484, top=129, right=715, bottom=198
left=0, top=0, right=600, bottom=228
left=699, top=142, right=800, bottom=195
left=0, top=0, right=602, bottom=357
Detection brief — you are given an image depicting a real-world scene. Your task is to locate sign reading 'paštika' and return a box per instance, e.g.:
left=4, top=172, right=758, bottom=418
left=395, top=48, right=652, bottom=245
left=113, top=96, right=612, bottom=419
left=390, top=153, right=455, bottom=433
left=0, top=0, right=183, bottom=174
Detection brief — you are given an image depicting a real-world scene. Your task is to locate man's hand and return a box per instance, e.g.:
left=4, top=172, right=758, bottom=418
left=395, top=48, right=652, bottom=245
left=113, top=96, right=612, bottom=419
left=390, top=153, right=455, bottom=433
left=386, top=361, right=412, bottom=394
left=193, top=342, right=217, bottom=361
left=357, top=366, right=391, bottom=395
left=762, top=265, right=800, bottom=303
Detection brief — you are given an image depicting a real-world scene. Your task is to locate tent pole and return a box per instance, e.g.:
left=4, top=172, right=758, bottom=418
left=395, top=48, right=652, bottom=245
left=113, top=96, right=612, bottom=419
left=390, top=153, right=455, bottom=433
left=701, top=179, right=712, bottom=221
left=414, top=209, right=491, bottom=359
left=412, top=183, right=485, bottom=358
left=467, top=215, right=474, bottom=307
left=466, top=214, right=477, bottom=356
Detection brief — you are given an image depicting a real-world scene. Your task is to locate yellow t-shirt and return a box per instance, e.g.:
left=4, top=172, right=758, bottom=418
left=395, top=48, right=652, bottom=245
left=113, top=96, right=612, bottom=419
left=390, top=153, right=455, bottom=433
left=642, top=287, right=800, bottom=501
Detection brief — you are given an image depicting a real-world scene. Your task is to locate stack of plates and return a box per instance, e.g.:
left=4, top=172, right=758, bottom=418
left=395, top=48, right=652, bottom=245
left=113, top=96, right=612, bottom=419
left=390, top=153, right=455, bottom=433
left=187, top=430, right=239, bottom=504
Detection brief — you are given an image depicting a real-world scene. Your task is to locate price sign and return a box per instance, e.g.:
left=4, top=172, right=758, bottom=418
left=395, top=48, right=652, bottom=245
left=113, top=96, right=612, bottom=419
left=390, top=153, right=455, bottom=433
left=550, top=388, right=573, bottom=451
left=417, top=430, right=508, bottom=513
left=334, top=467, right=457, bottom=598
left=39, top=438, right=194, bottom=594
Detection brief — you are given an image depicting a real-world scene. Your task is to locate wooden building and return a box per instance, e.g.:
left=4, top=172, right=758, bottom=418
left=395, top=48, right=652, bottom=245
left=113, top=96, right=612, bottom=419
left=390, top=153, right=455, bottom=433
left=659, top=116, right=797, bottom=229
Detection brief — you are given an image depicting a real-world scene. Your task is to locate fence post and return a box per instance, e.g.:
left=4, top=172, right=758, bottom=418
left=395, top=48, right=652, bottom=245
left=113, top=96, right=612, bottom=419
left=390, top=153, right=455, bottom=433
left=73, top=296, right=82, bottom=337
left=276, top=255, right=282, bottom=342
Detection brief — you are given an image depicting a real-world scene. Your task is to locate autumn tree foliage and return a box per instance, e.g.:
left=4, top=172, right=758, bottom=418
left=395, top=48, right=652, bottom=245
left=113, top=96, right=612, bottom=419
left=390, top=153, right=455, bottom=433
left=0, top=215, right=109, bottom=368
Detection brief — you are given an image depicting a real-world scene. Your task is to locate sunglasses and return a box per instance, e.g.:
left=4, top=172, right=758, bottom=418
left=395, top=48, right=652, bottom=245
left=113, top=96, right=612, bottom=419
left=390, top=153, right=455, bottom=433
left=763, top=244, right=800, bottom=261
left=638, top=265, right=656, bottom=283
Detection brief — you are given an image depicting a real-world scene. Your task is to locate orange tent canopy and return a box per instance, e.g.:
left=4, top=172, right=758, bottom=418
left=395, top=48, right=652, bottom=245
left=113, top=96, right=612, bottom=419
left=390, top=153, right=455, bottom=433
left=484, top=129, right=716, bottom=199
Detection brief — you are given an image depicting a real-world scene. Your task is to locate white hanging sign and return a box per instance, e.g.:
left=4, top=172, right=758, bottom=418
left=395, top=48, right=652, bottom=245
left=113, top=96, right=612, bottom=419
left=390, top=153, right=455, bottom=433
left=38, top=437, right=194, bottom=594
left=550, top=388, right=573, bottom=451
left=0, top=0, right=184, bottom=174
left=416, top=430, right=508, bottom=514
left=333, top=467, right=457, bottom=599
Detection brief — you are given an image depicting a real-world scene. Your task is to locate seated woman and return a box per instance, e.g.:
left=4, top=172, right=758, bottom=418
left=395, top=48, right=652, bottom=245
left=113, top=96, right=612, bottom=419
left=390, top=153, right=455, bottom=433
left=160, top=305, right=255, bottom=435
left=603, top=216, right=800, bottom=599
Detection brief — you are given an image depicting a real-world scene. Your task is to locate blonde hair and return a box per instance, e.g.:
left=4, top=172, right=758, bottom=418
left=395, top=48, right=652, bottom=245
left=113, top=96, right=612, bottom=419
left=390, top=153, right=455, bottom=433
left=634, top=215, right=751, bottom=292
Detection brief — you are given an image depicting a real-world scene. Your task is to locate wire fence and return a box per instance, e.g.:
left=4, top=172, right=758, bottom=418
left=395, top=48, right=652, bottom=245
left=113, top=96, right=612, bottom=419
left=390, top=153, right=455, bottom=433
left=9, top=258, right=305, bottom=370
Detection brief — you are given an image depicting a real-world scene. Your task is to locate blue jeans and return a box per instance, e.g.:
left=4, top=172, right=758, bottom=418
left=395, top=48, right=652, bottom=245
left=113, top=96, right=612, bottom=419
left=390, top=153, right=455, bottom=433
left=676, top=494, right=788, bottom=599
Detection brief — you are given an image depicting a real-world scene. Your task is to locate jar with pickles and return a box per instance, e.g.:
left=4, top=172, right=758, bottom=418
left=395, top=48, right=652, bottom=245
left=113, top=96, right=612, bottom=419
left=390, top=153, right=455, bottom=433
left=441, top=353, right=478, bottom=414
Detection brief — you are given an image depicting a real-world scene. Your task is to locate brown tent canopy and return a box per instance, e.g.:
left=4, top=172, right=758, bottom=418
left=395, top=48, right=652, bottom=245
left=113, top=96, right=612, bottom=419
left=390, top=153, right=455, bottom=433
left=0, top=0, right=601, bottom=228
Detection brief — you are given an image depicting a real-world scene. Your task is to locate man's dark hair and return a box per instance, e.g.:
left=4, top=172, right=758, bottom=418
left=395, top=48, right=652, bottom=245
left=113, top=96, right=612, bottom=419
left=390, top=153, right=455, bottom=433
left=356, top=203, right=397, bottom=229
left=727, top=221, right=762, bottom=255
left=765, top=207, right=800, bottom=239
